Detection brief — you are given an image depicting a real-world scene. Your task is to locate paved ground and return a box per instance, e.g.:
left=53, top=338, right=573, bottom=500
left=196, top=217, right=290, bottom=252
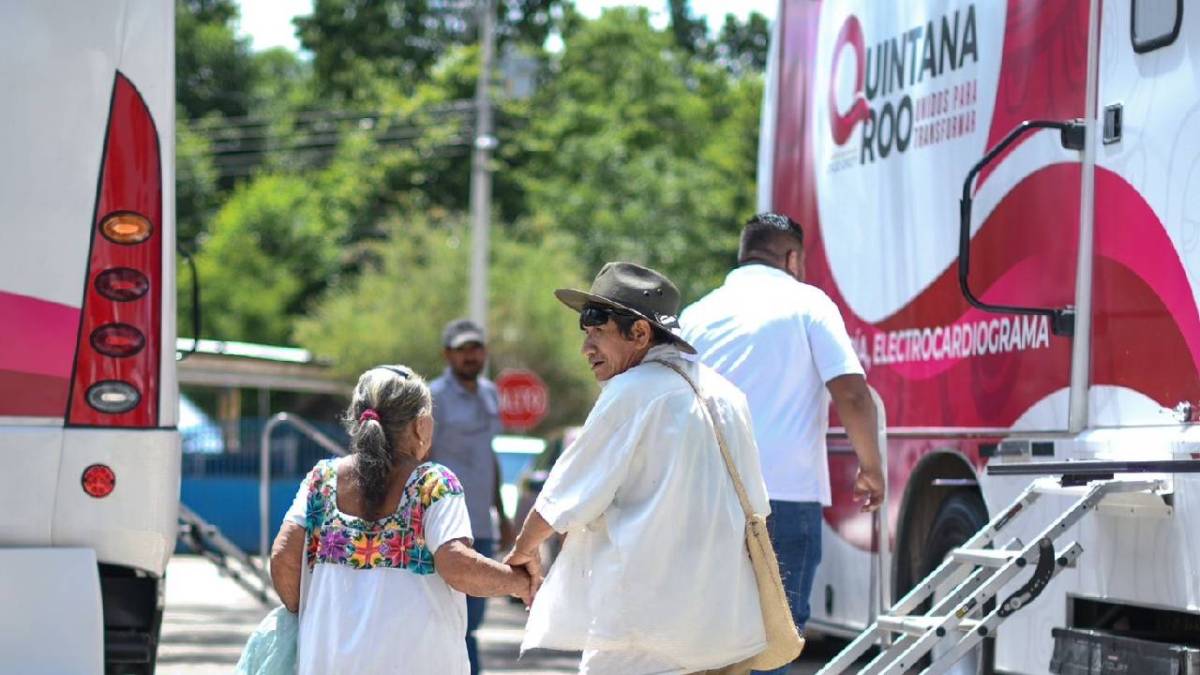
left=158, top=555, right=855, bottom=673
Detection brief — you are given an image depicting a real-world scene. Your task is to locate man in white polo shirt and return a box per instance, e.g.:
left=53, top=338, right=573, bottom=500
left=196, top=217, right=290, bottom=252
left=681, top=213, right=884, bottom=675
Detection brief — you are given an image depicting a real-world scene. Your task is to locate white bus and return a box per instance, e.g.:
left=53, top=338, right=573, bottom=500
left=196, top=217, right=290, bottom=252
left=761, top=0, right=1200, bottom=672
left=0, top=2, right=178, bottom=672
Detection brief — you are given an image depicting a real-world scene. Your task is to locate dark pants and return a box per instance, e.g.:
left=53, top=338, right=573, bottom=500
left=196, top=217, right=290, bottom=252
left=466, top=538, right=495, bottom=675
left=752, top=500, right=823, bottom=675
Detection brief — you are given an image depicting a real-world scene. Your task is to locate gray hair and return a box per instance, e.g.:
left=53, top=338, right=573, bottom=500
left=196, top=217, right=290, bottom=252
left=341, top=365, right=432, bottom=518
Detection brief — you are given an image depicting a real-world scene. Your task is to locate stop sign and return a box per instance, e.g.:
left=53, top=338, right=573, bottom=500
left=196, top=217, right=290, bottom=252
left=496, top=369, right=548, bottom=430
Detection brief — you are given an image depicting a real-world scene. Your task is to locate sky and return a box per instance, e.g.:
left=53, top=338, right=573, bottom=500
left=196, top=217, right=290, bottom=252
left=236, top=0, right=778, bottom=53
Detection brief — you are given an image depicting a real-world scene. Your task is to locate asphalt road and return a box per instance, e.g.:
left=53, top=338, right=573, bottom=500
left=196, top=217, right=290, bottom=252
left=158, top=554, right=855, bottom=673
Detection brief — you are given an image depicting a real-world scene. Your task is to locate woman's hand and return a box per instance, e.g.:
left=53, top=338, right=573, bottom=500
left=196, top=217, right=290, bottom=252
left=502, top=547, right=543, bottom=607
left=507, top=564, right=533, bottom=608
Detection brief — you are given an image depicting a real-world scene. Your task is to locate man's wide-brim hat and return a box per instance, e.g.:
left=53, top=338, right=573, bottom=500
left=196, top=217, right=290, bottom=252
left=555, top=262, right=697, bottom=354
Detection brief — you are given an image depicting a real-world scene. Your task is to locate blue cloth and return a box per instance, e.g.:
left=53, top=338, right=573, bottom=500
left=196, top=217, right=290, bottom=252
left=429, top=370, right=502, bottom=538
left=753, top=500, right=823, bottom=675
left=235, top=606, right=299, bottom=674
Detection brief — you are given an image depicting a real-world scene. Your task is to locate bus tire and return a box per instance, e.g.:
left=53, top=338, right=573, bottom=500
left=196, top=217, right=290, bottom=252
left=920, top=491, right=995, bottom=675
left=902, top=487, right=993, bottom=672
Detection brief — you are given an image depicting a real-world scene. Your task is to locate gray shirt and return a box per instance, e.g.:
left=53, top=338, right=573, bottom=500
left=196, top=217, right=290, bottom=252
left=429, top=369, right=502, bottom=539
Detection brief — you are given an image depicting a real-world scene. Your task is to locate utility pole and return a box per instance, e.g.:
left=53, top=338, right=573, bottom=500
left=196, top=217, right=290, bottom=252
left=468, top=0, right=497, bottom=332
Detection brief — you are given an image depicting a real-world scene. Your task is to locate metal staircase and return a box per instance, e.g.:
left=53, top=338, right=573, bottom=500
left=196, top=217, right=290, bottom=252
left=177, top=503, right=276, bottom=605
left=177, top=412, right=347, bottom=606
left=817, top=476, right=1165, bottom=675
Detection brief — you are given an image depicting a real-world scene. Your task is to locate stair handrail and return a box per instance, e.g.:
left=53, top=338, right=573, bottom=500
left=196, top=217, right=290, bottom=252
left=259, top=412, right=348, bottom=566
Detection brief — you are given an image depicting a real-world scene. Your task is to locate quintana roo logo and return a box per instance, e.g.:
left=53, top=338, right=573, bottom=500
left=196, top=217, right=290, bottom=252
left=829, top=15, right=870, bottom=146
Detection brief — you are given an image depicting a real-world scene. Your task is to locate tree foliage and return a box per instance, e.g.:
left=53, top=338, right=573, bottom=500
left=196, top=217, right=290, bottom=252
left=175, top=0, right=257, bottom=119
left=296, top=0, right=566, bottom=102
left=175, top=1, right=768, bottom=425
left=294, top=219, right=597, bottom=432
left=510, top=8, right=760, bottom=301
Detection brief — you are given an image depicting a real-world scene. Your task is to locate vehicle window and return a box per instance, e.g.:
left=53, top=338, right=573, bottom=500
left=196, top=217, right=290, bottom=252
left=1132, top=0, right=1182, bottom=53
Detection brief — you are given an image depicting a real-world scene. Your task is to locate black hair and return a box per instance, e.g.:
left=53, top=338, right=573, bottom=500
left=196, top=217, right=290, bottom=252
left=738, top=212, right=805, bottom=264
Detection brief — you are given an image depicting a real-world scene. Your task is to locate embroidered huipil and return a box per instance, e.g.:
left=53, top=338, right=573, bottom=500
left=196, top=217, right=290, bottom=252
left=283, top=459, right=473, bottom=675
left=523, top=345, right=772, bottom=672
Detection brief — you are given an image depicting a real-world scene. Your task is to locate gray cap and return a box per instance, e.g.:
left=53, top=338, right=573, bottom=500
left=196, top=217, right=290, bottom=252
left=442, top=318, right=486, bottom=349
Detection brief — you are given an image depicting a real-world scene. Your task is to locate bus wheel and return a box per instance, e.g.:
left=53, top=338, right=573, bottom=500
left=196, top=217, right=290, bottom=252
left=920, top=491, right=995, bottom=675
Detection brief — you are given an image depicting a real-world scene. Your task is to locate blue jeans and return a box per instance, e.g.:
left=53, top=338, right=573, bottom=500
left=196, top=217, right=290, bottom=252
left=466, top=538, right=495, bottom=675
left=752, top=501, right=823, bottom=675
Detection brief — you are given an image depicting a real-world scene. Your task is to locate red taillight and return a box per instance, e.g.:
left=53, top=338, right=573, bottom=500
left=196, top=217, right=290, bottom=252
left=81, top=464, right=116, bottom=498
left=90, top=323, right=146, bottom=358
left=94, top=268, right=150, bottom=302
left=66, top=72, right=162, bottom=428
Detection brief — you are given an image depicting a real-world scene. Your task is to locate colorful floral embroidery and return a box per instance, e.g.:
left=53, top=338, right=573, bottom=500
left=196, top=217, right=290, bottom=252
left=304, top=460, right=461, bottom=576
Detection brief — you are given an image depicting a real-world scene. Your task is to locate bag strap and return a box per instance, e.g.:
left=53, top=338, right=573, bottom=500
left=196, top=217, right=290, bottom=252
left=648, top=359, right=756, bottom=520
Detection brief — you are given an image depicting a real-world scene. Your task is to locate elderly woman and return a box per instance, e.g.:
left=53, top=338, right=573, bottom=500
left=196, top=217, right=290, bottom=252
left=270, top=365, right=530, bottom=674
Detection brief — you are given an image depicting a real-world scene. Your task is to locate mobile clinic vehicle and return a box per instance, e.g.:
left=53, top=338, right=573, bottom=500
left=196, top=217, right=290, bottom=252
left=0, top=2, right=178, bottom=673
left=760, top=0, right=1200, bottom=672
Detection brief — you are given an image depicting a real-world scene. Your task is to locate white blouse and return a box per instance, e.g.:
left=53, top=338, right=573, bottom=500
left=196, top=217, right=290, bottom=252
left=283, top=459, right=473, bottom=675
left=523, top=345, right=772, bottom=672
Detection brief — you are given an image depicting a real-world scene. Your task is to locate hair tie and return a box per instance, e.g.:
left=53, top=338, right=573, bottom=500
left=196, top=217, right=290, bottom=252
left=359, top=408, right=380, bottom=423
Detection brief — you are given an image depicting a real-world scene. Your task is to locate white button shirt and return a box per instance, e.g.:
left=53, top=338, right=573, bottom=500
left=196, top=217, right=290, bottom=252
left=681, top=264, right=864, bottom=506
left=523, top=345, right=771, bottom=672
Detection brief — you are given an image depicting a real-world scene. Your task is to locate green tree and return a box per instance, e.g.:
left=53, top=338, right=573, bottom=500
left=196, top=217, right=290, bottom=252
left=715, top=12, right=771, bottom=75
left=295, top=0, right=566, bottom=102
left=175, top=0, right=258, bottom=119
left=175, top=118, right=220, bottom=248
left=668, top=0, right=710, bottom=57
left=510, top=8, right=761, bottom=301
left=295, top=218, right=597, bottom=430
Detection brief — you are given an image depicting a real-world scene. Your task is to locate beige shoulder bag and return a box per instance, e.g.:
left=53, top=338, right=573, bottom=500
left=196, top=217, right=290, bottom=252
left=651, top=360, right=805, bottom=671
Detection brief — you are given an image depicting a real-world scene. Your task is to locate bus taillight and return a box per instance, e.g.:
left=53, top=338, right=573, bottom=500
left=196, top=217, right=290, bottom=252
left=66, top=72, right=162, bottom=428
left=94, top=268, right=150, bottom=302
left=81, top=464, right=116, bottom=498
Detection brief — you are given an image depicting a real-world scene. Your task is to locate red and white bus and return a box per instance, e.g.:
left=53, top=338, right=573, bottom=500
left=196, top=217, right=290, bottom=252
left=761, top=0, right=1200, bottom=671
left=0, top=2, right=178, bottom=672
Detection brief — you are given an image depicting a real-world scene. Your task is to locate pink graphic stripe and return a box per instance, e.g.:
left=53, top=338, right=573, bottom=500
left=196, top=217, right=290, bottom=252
left=0, top=291, right=79, bottom=378
left=1094, top=169, right=1200, bottom=374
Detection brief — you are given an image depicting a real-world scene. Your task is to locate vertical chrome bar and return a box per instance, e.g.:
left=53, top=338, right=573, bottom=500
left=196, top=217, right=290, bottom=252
left=1068, top=0, right=1102, bottom=433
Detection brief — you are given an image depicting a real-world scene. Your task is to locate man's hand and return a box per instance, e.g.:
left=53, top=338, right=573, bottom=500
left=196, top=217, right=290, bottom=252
left=827, top=375, right=886, bottom=514
left=854, top=465, right=885, bottom=513
left=503, top=547, right=543, bottom=608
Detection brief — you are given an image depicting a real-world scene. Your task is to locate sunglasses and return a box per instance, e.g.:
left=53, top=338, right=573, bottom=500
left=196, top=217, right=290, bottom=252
left=579, top=304, right=636, bottom=330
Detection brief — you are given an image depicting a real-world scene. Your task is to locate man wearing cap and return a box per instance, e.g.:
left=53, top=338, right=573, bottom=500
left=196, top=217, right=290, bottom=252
left=506, top=262, right=772, bottom=674
left=429, top=318, right=514, bottom=675
left=680, top=213, right=884, bottom=674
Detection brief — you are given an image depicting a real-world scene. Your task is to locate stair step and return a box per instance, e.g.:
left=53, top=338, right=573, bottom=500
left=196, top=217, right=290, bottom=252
left=951, top=548, right=1020, bottom=568
left=876, top=616, right=980, bottom=637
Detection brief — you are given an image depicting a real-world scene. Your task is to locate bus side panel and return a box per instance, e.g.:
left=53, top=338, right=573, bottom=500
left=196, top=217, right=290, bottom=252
left=1090, top=0, right=1200, bottom=426
left=774, top=0, right=1091, bottom=432
left=53, top=429, right=180, bottom=576
left=0, top=427, right=63, bottom=543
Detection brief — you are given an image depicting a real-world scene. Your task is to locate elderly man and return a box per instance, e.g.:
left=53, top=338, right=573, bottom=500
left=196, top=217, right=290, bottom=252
left=506, top=262, right=772, bottom=674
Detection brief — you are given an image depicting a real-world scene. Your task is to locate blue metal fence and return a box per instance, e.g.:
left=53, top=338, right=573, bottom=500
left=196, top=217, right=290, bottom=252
left=180, top=417, right=348, bottom=552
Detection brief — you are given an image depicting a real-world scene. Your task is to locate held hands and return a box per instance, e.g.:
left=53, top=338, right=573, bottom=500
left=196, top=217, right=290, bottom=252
left=854, top=465, right=886, bottom=513
left=503, top=547, right=544, bottom=610
left=507, top=564, right=534, bottom=608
